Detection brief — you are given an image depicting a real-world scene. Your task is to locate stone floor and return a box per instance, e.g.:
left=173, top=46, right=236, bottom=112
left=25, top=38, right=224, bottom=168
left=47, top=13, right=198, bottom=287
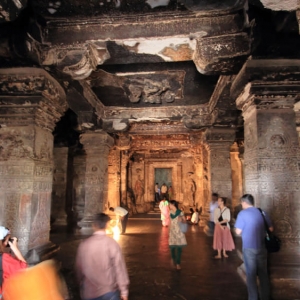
left=51, top=218, right=250, bottom=300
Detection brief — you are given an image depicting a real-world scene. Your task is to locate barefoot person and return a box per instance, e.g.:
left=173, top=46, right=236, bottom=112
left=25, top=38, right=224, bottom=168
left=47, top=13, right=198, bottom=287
left=213, top=197, right=235, bottom=259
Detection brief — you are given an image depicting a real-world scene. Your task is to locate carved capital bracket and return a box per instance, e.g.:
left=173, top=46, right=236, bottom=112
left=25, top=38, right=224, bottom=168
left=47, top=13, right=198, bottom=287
left=80, top=130, right=114, bottom=152
left=28, top=38, right=110, bottom=80
left=115, top=134, right=131, bottom=151
left=193, top=32, right=251, bottom=74
left=0, top=0, right=27, bottom=23
left=0, top=68, right=67, bottom=131
left=204, top=127, right=236, bottom=146
left=231, top=59, right=300, bottom=113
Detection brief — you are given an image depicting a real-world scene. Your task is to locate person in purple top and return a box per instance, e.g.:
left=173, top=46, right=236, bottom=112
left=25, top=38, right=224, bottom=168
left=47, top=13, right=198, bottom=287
left=235, top=194, right=273, bottom=300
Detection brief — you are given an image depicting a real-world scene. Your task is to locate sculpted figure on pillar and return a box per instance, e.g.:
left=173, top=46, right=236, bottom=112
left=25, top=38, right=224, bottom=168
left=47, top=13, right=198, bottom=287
left=134, top=174, right=144, bottom=205
left=184, top=172, right=196, bottom=208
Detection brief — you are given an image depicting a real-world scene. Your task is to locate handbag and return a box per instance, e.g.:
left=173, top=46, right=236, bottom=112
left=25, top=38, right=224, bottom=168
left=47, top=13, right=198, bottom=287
left=218, top=209, right=228, bottom=227
left=179, top=216, right=188, bottom=233
left=258, top=208, right=281, bottom=253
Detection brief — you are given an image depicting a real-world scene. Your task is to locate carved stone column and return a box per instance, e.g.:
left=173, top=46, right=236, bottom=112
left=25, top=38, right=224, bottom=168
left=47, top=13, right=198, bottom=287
left=52, top=147, right=68, bottom=225
left=107, top=148, right=121, bottom=211
left=120, top=151, right=129, bottom=206
left=231, top=59, right=300, bottom=298
left=205, top=128, right=235, bottom=201
left=203, top=128, right=235, bottom=235
left=72, top=153, right=86, bottom=221
left=78, top=131, right=114, bottom=227
left=230, top=142, right=243, bottom=220
left=0, top=68, right=67, bottom=263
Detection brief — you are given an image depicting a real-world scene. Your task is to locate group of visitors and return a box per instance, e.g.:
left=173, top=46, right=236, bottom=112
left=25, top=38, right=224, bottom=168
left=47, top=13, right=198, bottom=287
left=154, top=182, right=173, bottom=202
left=207, top=193, right=273, bottom=300
left=0, top=192, right=274, bottom=300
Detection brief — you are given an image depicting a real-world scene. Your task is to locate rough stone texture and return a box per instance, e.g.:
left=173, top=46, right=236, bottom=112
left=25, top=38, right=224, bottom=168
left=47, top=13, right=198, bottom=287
left=258, top=0, right=298, bottom=11
left=0, top=68, right=66, bottom=262
left=78, top=131, right=114, bottom=227
left=52, top=147, right=68, bottom=225
left=72, top=155, right=86, bottom=221
left=232, top=59, right=300, bottom=297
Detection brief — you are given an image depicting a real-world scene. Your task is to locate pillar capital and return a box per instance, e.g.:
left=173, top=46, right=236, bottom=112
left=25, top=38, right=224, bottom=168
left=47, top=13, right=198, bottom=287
left=231, top=59, right=300, bottom=113
left=79, top=130, right=114, bottom=151
left=0, top=68, right=67, bottom=131
left=204, top=127, right=236, bottom=148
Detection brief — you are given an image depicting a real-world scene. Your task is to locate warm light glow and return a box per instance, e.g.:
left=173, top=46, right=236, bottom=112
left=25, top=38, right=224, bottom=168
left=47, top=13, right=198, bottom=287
left=112, top=224, right=121, bottom=241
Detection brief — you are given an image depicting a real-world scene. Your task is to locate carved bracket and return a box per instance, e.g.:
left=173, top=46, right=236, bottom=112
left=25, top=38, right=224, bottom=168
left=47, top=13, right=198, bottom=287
left=0, top=68, right=67, bottom=130
left=28, top=39, right=110, bottom=80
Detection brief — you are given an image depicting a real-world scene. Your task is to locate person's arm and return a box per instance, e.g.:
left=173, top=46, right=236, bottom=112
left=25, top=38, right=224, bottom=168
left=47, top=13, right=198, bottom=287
left=114, top=243, right=129, bottom=300
left=8, top=238, right=26, bottom=263
left=213, top=208, right=219, bottom=224
left=235, top=228, right=242, bottom=235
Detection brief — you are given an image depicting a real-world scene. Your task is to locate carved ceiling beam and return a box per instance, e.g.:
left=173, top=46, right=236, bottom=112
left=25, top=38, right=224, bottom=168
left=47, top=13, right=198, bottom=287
left=231, top=59, right=300, bottom=113
left=0, top=0, right=27, bottom=23
left=0, top=68, right=67, bottom=131
left=26, top=9, right=250, bottom=74
left=38, top=12, right=245, bottom=45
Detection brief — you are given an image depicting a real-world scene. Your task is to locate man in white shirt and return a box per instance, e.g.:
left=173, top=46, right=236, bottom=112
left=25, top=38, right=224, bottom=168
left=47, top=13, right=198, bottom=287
left=190, top=209, right=200, bottom=225
left=109, top=206, right=129, bottom=234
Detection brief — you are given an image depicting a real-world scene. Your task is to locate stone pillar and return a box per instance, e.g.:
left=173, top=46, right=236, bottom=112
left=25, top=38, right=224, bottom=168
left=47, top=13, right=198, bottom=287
left=230, top=142, right=243, bottom=220
left=231, top=59, right=300, bottom=298
left=205, top=128, right=235, bottom=202
left=51, top=147, right=68, bottom=225
left=72, top=153, right=86, bottom=221
left=203, top=128, right=235, bottom=235
left=107, top=148, right=121, bottom=211
left=120, top=151, right=129, bottom=206
left=0, top=68, right=67, bottom=263
left=78, top=131, right=114, bottom=227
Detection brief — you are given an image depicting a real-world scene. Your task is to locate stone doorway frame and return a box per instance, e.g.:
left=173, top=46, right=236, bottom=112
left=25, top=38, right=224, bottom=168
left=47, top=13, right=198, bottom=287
left=146, top=160, right=182, bottom=203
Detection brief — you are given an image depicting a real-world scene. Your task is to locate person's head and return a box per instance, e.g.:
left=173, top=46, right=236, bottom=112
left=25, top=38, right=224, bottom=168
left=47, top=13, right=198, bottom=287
left=218, top=197, right=226, bottom=207
left=0, top=226, right=11, bottom=252
left=212, top=193, right=219, bottom=202
left=169, top=200, right=179, bottom=211
left=109, top=207, right=115, bottom=212
left=240, top=194, right=254, bottom=209
left=93, top=213, right=111, bottom=231
left=189, top=208, right=194, bottom=213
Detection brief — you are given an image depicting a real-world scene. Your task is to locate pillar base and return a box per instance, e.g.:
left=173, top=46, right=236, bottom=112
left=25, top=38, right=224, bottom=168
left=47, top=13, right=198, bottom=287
left=77, top=215, right=94, bottom=228
left=25, top=242, right=60, bottom=265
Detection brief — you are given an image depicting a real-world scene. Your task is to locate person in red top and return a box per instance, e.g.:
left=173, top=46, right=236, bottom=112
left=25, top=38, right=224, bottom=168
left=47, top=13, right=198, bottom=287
left=0, top=226, right=27, bottom=299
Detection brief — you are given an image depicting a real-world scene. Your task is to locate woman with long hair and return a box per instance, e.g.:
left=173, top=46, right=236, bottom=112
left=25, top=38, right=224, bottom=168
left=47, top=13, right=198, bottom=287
left=0, top=226, right=27, bottom=296
left=169, top=200, right=187, bottom=270
left=213, top=197, right=235, bottom=259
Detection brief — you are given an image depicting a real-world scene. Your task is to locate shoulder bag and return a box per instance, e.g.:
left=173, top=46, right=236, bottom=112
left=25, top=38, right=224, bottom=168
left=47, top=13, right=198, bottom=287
left=218, top=208, right=228, bottom=227
left=258, top=208, right=281, bottom=253
left=179, top=216, right=188, bottom=233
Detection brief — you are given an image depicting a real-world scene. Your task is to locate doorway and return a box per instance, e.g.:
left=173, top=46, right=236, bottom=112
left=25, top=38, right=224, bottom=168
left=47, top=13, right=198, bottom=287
left=155, top=168, right=172, bottom=193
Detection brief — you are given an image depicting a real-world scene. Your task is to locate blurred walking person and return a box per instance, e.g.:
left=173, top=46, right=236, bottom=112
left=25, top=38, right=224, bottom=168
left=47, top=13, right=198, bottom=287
left=76, top=213, right=129, bottom=300
left=169, top=200, right=187, bottom=270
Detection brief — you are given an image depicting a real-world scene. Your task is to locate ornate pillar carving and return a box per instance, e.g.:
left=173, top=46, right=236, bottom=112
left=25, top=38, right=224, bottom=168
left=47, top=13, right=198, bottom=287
left=72, top=153, right=86, bottom=221
left=203, top=128, right=235, bottom=235
left=78, top=131, right=114, bottom=227
left=231, top=59, right=300, bottom=298
left=230, top=142, right=243, bottom=220
left=52, top=147, right=68, bottom=225
left=205, top=128, right=235, bottom=201
left=115, top=135, right=131, bottom=207
left=0, top=68, right=67, bottom=263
